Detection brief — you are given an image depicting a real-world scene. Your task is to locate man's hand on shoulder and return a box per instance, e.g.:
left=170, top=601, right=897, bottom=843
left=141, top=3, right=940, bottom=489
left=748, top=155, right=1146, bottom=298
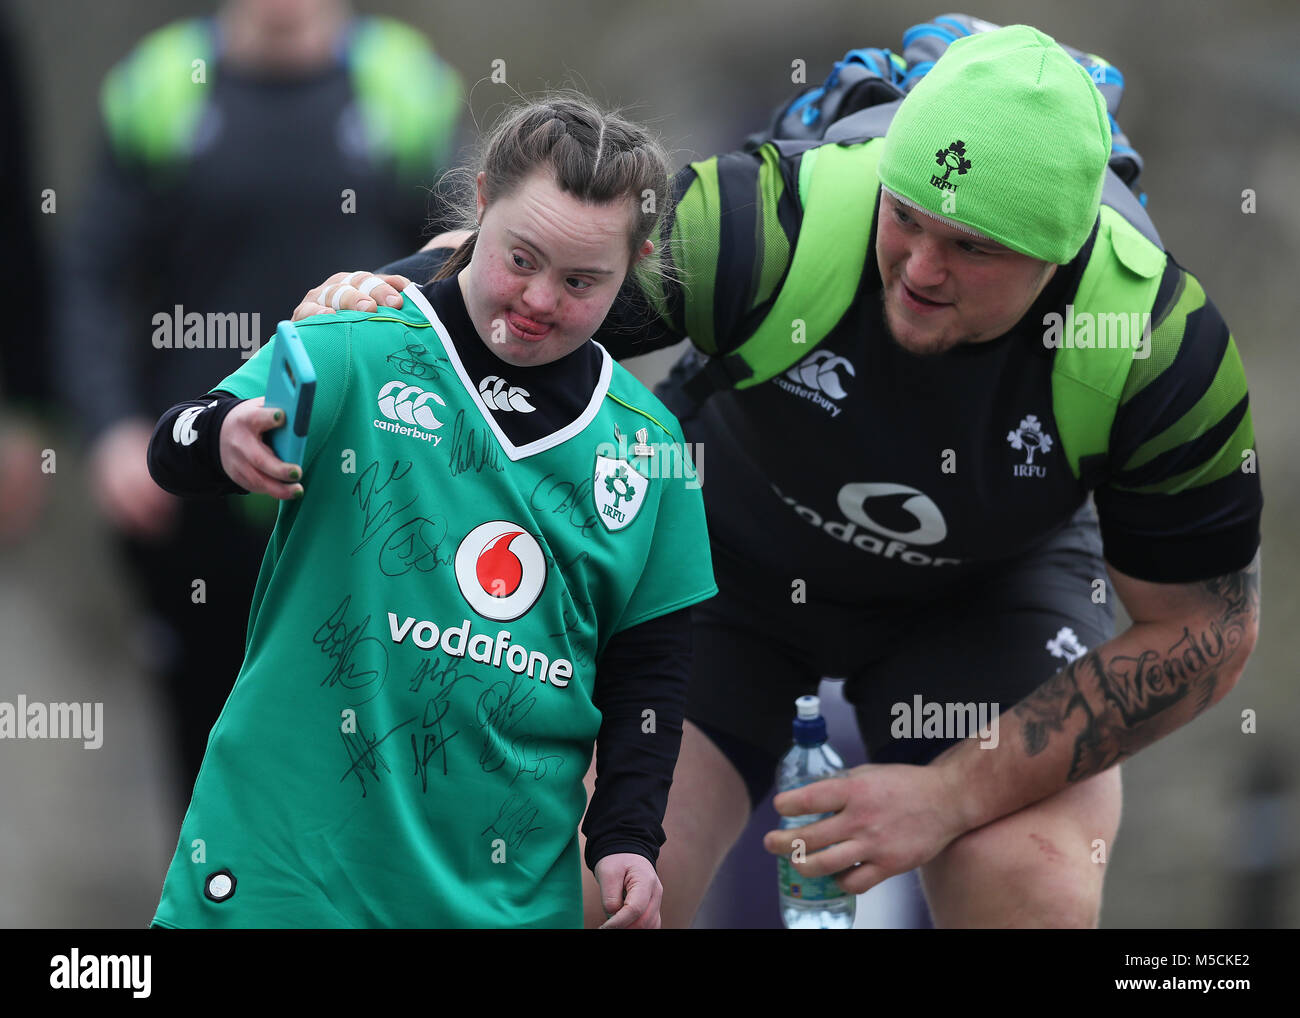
left=291, top=270, right=412, bottom=322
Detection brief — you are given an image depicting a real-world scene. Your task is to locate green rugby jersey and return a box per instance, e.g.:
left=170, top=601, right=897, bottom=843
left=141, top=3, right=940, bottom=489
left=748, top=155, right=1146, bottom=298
left=151, top=282, right=715, bottom=928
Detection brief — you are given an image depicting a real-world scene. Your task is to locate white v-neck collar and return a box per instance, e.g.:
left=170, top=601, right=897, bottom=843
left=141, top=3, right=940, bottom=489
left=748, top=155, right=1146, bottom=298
left=403, top=283, right=613, bottom=462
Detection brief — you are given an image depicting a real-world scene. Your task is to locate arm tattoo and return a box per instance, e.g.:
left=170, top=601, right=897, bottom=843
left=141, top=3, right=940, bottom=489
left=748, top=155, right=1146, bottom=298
left=1012, top=554, right=1260, bottom=782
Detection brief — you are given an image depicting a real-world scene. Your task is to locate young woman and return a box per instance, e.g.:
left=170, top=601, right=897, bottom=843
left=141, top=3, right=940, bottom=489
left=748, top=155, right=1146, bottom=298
left=146, top=96, right=716, bottom=929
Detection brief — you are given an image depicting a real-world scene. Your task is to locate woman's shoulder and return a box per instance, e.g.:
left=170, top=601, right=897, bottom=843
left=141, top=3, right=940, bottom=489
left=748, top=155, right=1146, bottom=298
left=601, top=353, right=687, bottom=445
left=291, top=302, right=435, bottom=363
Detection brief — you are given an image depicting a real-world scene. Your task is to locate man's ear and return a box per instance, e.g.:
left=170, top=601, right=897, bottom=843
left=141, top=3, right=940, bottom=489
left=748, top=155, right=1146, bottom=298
left=633, top=238, right=654, bottom=264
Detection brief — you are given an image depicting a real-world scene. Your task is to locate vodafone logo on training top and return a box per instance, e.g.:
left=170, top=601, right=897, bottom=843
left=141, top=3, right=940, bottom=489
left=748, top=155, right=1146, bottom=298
left=454, top=521, right=546, bottom=621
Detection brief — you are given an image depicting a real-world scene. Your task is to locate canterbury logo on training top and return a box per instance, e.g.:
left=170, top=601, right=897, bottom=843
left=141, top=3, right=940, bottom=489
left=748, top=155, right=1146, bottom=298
left=172, top=400, right=218, bottom=447
left=375, top=380, right=446, bottom=444
left=479, top=376, right=536, bottom=413
left=784, top=351, right=855, bottom=399
left=773, top=350, right=855, bottom=418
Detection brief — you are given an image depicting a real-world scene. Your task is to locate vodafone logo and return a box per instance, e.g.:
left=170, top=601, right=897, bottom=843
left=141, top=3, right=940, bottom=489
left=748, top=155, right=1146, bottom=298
left=455, top=521, right=546, bottom=621
left=837, top=483, right=947, bottom=545
left=773, top=481, right=960, bottom=567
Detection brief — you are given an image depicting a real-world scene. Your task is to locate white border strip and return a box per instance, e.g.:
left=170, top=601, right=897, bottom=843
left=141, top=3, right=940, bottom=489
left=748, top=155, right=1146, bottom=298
left=402, top=283, right=612, bottom=462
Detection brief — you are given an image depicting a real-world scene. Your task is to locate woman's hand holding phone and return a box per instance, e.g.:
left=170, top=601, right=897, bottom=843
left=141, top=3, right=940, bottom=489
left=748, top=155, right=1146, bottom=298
left=219, top=397, right=305, bottom=500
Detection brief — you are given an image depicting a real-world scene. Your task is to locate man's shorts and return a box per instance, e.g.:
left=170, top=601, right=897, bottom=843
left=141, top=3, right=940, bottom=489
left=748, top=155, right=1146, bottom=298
left=686, top=500, right=1115, bottom=809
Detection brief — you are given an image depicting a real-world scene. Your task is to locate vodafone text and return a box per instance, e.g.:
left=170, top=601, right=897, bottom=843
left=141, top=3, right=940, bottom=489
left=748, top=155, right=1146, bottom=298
left=388, top=613, right=572, bottom=688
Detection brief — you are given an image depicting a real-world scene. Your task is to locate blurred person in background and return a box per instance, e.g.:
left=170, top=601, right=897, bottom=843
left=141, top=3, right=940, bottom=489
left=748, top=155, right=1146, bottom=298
left=55, top=0, right=463, bottom=811
left=0, top=1, right=54, bottom=544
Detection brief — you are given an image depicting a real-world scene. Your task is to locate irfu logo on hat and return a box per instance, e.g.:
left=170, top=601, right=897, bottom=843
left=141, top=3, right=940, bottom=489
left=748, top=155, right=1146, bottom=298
left=931, top=140, right=971, bottom=192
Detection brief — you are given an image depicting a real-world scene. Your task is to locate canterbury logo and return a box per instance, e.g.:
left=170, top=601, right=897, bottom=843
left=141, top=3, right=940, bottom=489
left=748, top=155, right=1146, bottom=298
left=785, top=350, right=856, bottom=400
left=479, top=376, right=536, bottom=413
left=172, top=400, right=217, bottom=447
left=377, top=381, right=446, bottom=431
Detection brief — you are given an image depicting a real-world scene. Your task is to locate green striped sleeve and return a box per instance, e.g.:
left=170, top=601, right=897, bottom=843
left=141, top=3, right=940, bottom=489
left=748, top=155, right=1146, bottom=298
left=1094, top=262, right=1262, bottom=583
left=672, top=158, right=722, bottom=354
left=1118, top=405, right=1256, bottom=496
left=1109, top=265, right=1255, bottom=495
left=1119, top=335, right=1250, bottom=485
left=751, top=142, right=792, bottom=310
left=663, top=144, right=798, bottom=356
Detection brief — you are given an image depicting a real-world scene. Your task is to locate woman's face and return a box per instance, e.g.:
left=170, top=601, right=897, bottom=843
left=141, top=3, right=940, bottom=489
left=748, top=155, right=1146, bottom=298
left=459, top=168, right=652, bottom=368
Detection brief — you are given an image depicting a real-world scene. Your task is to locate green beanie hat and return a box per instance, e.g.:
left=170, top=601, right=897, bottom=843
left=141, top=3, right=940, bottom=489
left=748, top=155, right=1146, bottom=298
left=877, top=25, right=1111, bottom=264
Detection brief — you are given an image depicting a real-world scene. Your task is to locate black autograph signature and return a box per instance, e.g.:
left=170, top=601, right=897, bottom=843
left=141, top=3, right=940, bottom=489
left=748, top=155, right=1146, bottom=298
left=386, top=342, right=450, bottom=382
left=406, top=655, right=481, bottom=791
left=379, top=516, right=450, bottom=576
left=481, top=791, right=543, bottom=850
left=340, top=716, right=416, bottom=797
left=313, top=595, right=388, bottom=703
left=448, top=409, right=505, bottom=476
left=474, top=672, right=565, bottom=785
left=529, top=472, right=599, bottom=537
left=411, top=687, right=459, bottom=792
left=475, top=673, right=536, bottom=774
left=545, top=549, right=596, bottom=670
left=351, top=459, right=416, bottom=554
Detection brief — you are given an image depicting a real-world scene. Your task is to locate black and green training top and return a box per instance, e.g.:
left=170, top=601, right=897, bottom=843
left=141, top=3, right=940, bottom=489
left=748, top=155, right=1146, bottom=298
left=391, top=137, right=1262, bottom=606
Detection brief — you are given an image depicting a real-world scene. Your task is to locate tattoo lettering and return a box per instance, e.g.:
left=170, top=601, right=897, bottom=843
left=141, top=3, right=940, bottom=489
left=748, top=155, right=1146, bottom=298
left=1012, top=558, right=1259, bottom=782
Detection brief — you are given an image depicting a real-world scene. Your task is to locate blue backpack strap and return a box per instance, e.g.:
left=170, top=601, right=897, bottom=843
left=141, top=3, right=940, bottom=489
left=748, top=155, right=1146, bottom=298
left=749, top=47, right=905, bottom=148
left=345, top=17, right=462, bottom=182
left=100, top=18, right=216, bottom=172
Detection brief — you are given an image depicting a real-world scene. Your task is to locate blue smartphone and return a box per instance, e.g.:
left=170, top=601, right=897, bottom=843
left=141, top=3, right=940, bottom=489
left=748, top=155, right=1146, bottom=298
left=263, top=320, right=316, bottom=468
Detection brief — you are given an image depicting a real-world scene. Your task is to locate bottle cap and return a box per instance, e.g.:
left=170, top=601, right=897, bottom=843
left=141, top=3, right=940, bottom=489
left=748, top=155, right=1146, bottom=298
left=792, top=695, right=827, bottom=746
left=795, top=695, right=821, bottom=720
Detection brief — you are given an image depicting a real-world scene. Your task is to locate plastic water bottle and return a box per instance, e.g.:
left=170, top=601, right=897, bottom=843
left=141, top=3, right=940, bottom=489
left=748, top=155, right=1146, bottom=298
left=777, top=695, right=855, bottom=929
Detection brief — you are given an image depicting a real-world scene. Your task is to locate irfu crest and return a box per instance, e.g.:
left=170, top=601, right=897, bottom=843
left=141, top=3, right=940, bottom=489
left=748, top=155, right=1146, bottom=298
left=593, top=455, right=649, bottom=531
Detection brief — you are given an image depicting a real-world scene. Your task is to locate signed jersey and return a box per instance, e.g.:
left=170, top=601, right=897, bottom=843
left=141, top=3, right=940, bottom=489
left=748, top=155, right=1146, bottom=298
left=151, top=278, right=715, bottom=929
